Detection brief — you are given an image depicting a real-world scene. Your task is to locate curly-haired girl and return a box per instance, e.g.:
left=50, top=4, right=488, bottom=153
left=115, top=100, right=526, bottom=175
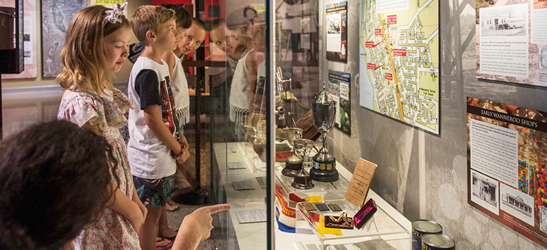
left=0, top=121, right=117, bottom=250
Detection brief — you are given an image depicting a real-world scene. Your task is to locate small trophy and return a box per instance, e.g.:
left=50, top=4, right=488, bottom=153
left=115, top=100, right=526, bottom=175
left=310, top=85, right=339, bottom=182
left=291, top=138, right=315, bottom=189
left=281, top=127, right=303, bottom=177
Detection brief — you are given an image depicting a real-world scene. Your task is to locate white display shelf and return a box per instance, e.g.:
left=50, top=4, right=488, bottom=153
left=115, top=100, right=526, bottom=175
left=275, top=163, right=350, bottom=206
left=294, top=199, right=410, bottom=250
left=212, top=142, right=411, bottom=250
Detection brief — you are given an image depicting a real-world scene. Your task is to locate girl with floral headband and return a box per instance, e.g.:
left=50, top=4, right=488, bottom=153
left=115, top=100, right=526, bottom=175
left=57, top=4, right=147, bottom=249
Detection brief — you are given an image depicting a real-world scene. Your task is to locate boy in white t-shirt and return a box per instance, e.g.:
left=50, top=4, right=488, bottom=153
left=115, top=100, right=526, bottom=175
left=127, top=5, right=189, bottom=250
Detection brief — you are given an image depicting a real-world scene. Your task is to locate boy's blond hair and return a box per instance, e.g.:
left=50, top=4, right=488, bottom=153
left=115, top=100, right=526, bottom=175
left=131, top=5, right=176, bottom=46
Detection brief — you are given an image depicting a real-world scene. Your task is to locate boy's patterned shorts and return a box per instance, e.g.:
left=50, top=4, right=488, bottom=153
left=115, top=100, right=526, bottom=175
left=133, top=175, right=173, bottom=207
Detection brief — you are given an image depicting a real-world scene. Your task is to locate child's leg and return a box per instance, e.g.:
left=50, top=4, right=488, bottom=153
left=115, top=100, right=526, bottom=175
left=133, top=176, right=175, bottom=250
left=158, top=206, right=177, bottom=239
left=139, top=206, right=162, bottom=250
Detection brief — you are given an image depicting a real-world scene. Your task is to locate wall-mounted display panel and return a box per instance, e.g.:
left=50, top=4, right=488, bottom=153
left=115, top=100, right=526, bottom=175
left=467, top=97, right=547, bottom=248
left=359, top=0, right=440, bottom=134
left=476, top=0, right=547, bottom=87
left=327, top=70, right=351, bottom=135
left=1, top=0, right=37, bottom=79
left=326, top=1, right=347, bottom=63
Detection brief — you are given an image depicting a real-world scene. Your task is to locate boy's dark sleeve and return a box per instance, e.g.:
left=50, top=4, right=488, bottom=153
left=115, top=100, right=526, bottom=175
left=134, top=69, right=161, bottom=110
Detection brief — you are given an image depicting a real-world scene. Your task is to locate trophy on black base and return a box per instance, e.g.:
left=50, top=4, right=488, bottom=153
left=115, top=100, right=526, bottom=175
left=281, top=127, right=303, bottom=177
left=310, top=86, right=339, bottom=182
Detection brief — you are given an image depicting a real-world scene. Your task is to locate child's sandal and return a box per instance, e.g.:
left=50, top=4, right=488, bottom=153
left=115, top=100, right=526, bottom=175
left=156, top=237, right=173, bottom=250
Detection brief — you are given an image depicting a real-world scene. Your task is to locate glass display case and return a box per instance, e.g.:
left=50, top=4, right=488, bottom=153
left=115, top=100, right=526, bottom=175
left=203, top=0, right=411, bottom=249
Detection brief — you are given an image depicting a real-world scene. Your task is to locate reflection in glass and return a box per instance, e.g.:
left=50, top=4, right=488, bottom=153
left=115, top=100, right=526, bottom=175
left=208, top=1, right=270, bottom=249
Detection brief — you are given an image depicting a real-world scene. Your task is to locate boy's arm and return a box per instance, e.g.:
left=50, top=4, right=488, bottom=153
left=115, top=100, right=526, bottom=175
left=135, top=69, right=183, bottom=155
left=144, top=105, right=182, bottom=154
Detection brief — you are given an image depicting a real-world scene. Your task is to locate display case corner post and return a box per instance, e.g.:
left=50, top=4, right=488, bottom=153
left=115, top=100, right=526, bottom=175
left=266, top=0, right=276, bottom=248
left=0, top=77, right=2, bottom=140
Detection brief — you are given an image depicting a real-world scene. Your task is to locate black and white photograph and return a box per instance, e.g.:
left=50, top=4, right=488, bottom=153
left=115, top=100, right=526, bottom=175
left=471, top=169, right=500, bottom=215
left=327, top=14, right=341, bottom=34
left=500, top=183, right=534, bottom=226
left=479, top=4, right=528, bottom=37
left=541, top=206, right=547, bottom=234
left=540, top=47, right=547, bottom=69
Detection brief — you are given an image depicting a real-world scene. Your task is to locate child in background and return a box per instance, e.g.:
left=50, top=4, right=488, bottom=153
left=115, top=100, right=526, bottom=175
left=57, top=4, right=146, bottom=249
left=164, top=17, right=207, bottom=201
left=209, top=18, right=239, bottom=118
left=127, top=5, right=187, bottom=250
left=227, top=8, right=265, bottom=141
left=251, top=12, right=267, bottom=114
left=210, top=18, right=241, bottom=72
left=162, top=5, right=195, bottom=148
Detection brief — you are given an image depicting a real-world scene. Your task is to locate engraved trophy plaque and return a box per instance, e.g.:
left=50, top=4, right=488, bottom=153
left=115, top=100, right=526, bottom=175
left=281, top=127, right=303, bottom=177
left=310, top=86, right=339, bottom=182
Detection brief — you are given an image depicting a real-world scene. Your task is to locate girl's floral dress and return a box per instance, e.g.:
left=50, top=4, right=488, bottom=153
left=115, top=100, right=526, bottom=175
left=58, top=89, right=140, bottom=249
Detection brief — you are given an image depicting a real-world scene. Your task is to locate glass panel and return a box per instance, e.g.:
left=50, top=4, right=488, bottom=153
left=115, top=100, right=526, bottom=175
left=206, top=0, right=272, bottom=249
left=273, top=0, right=323, bottom=248
left=275, top=0, right=321, bottom=117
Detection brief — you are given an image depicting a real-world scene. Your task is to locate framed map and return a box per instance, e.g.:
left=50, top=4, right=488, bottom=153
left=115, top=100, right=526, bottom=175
left=359, top=0, right=440, bottom=134
left=41, top=0, right=87, bottom=78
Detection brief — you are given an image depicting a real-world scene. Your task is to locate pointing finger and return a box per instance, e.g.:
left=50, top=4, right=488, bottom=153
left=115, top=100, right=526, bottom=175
left=206, top=204, right=232, bottom=214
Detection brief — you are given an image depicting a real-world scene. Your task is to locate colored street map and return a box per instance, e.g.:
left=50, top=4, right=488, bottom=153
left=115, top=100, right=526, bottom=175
left=359, top=0, right=439, bottom=134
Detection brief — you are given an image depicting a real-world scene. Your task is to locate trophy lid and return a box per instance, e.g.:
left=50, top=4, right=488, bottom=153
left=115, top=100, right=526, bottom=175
left=312, top=85, right=336, bottom=133
left=313, top=85, right=334, bottom=105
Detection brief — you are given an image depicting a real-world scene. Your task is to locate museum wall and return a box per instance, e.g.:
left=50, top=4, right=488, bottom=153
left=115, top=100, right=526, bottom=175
left=1, top=0, right=152, bottom=89
left=324, top=0, right=547, bottom=249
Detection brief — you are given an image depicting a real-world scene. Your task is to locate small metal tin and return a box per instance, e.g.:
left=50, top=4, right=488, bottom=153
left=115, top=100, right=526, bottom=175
left=412, top=220, right=443, bottom=250
left=421, top=234, right=455, bottom=250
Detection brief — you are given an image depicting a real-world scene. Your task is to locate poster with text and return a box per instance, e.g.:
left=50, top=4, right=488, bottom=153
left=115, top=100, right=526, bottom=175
left=476, top=0, right=547, bottom=87
left=1, top=0, right=37, bottom=79
left=359, top=0, right=440, bottom=134
left=328, top=70, right=351, bottom=135
left=467, top=97, right=547, bottom=247
left=326, top=1, right=347, bottom=63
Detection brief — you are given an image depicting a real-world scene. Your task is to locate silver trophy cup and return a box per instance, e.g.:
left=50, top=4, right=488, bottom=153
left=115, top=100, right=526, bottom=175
left=310, top=86, right=339, bottom=182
